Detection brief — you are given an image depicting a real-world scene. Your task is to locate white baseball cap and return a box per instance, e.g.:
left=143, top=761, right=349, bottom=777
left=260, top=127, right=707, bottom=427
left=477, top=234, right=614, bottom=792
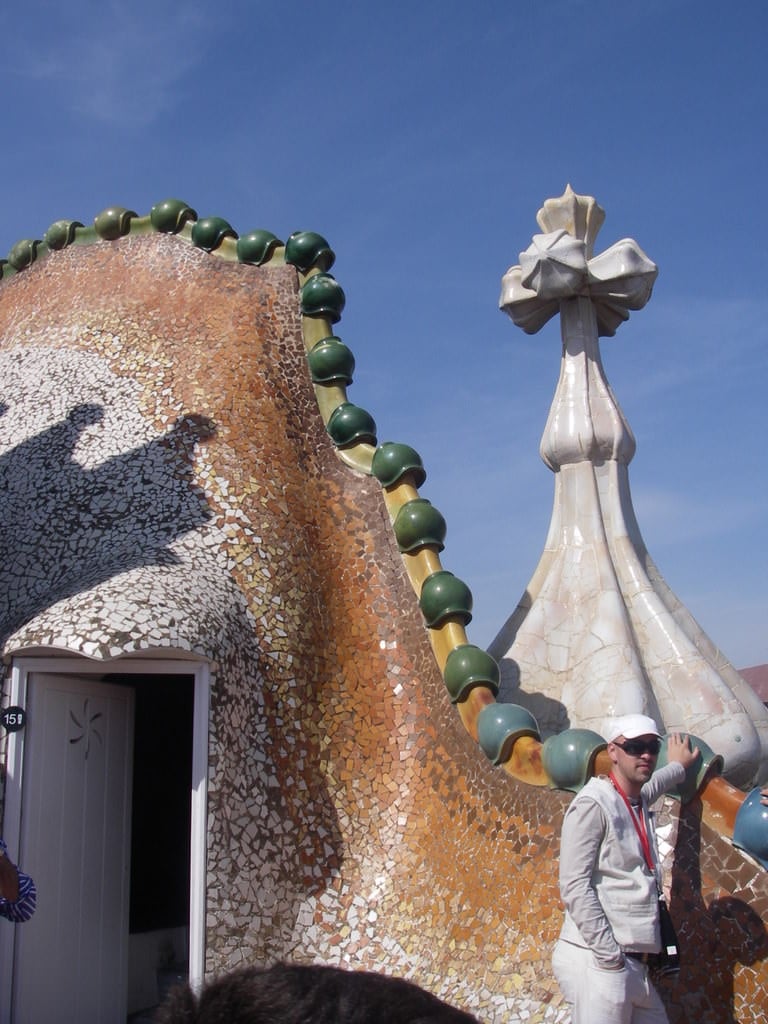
left=605, top=714, right=661, bottom=743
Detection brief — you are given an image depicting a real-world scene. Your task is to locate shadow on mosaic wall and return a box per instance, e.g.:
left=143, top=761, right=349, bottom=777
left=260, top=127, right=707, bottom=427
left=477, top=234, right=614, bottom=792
left=493, top=622, right=570, bottom=735
left=0, top=402, right=215, bottom=647
left=663, top=804, right=768, bottom=1023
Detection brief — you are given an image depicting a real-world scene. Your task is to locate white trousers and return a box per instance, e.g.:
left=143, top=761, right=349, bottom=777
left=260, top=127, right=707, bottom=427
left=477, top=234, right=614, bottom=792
left=552, top=939, right=669, bottom=1024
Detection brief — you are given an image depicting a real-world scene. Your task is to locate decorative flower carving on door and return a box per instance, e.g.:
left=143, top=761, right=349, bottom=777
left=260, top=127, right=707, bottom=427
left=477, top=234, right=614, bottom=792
left=69, top=698, right=103, bottom=760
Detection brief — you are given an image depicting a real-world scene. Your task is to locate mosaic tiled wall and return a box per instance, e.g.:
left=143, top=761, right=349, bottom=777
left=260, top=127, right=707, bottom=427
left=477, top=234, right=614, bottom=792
left=0, top=230, right=766, bottom=1022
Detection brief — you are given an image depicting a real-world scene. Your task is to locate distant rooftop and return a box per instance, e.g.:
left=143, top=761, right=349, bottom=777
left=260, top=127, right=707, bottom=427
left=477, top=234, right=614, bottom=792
left=741, top=665, right=768, bottom=703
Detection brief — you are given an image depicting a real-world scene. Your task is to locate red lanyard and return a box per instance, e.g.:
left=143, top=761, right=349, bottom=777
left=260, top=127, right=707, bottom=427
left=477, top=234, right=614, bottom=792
left=609, top=773, right=655, bottom=873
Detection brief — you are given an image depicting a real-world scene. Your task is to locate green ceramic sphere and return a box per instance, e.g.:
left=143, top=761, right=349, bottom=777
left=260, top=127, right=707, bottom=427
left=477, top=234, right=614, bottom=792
left=371, top=443, right=426, bottom=488
left=43, top=220, right=83, bottom=250
left=326, top=402, right=377, bottom=447
left=393, top=499, right=447, bottom=553
left=7, top=239, right=40, bottom=271
left=307, top=336, right=355, bottom=385
left=542, top=729, right=606, bottom=793
left=733, top=787, right=768, bottom=870
left=444, top=644, right=500, bottom=703
left=150, top=199, right=198, bottom=234
left=300, top=273, right=346, bottom=323
left=237, top=230, right=282, bottom=266
left=284, top=231, right=335, bottom=272
left=419, top=571, right=472, bottom=628
left=477, top=703, right=539, bottom=763
left=655, top=733, right=723, bottom=803
left=191, top=217, right=238, bottom=252
left=93, top=206, right=138, bottom=241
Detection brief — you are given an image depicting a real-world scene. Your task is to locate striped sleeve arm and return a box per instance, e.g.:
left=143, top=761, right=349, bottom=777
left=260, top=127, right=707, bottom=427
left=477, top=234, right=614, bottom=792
left=0, top=840, right=37, bottom=923
left=0, top=870, right=36, bottom=923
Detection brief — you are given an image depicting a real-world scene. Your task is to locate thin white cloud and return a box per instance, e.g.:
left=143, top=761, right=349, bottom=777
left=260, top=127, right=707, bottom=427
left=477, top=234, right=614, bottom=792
left=0, top=0, right=222, bottom=126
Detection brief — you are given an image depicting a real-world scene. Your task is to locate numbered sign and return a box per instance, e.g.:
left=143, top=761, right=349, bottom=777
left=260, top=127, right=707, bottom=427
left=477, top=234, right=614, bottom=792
left=0, top=706, right=26, bottom=732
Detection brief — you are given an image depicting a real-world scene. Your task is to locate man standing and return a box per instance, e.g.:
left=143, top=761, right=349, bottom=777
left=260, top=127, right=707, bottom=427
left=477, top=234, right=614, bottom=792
left=552, top=714, right=699, bottom=1023
left=0, top=838, right=36, bottom=923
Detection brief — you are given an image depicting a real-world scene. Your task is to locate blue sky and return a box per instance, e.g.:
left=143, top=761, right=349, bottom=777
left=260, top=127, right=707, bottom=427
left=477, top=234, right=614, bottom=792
left=0, top=0, right=765, bottom=668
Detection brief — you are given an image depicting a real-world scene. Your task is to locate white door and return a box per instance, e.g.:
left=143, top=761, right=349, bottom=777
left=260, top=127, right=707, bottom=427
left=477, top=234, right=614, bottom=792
left=11, top=674, right=134, bottom=1024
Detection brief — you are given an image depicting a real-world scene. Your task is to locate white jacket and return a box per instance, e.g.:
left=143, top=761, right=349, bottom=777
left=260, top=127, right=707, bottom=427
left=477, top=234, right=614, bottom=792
left=557, top=763, right=685, bottom=966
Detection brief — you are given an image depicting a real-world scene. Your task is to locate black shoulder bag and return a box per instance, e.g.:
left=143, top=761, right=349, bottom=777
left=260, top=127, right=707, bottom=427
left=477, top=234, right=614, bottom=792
left=656, top=892, right=680, bottom=976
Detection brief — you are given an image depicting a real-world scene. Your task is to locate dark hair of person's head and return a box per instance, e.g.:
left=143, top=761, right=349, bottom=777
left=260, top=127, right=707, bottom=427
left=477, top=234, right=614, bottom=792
left=155, top=961, right=480, bottom=1024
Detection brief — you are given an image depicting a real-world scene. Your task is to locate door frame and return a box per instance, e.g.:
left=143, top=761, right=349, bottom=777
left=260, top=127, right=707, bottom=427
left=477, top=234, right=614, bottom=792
left=0, top=654, right=210, bottom=1017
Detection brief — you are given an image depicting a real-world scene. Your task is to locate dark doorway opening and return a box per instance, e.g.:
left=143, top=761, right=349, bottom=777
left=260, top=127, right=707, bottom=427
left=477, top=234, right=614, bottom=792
left=108, top=672, right=194, bottom=1018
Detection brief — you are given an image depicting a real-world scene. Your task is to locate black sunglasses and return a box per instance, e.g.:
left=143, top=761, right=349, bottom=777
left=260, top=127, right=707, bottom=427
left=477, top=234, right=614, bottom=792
left=614, top=738, right=661, bottom=757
